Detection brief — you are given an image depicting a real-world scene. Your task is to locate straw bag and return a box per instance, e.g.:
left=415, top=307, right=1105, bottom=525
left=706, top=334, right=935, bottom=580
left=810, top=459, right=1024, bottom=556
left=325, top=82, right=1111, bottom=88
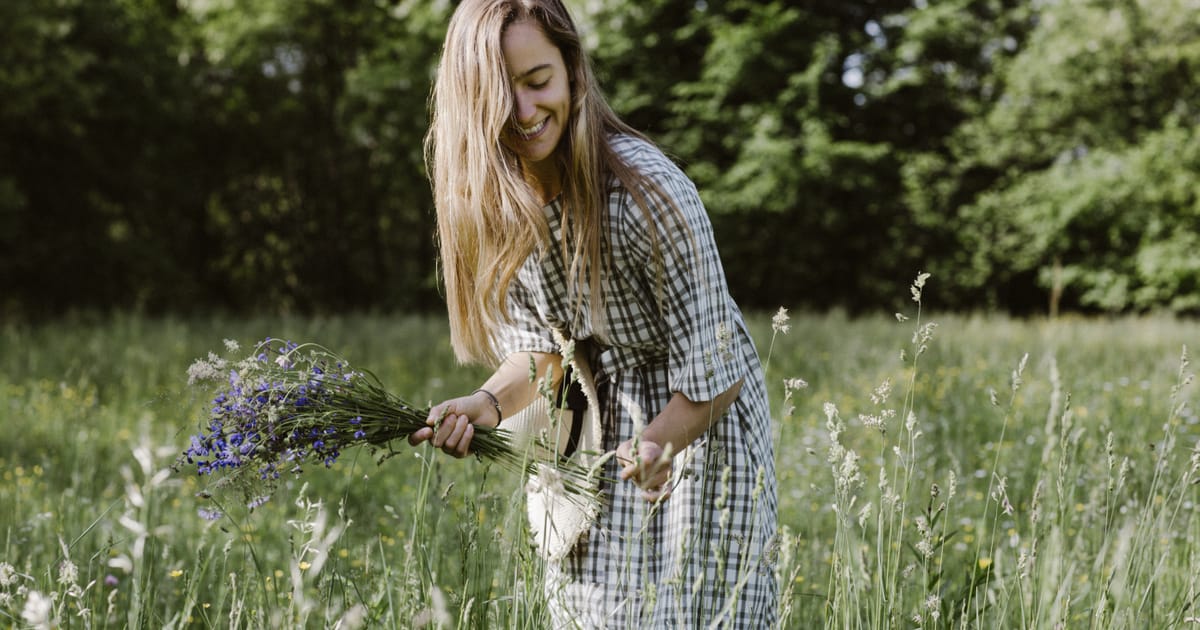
left=502, top=345, right=604, bottom=561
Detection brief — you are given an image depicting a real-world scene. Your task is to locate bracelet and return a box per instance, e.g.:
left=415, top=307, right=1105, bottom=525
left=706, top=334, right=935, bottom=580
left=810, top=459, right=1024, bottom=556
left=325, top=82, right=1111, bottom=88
left=473, top=388, right=503, bottom=426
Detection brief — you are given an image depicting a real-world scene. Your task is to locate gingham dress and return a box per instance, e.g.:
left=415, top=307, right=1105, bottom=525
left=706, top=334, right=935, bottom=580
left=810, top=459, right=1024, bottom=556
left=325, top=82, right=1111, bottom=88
left=496, top=135, right=778, bottom=628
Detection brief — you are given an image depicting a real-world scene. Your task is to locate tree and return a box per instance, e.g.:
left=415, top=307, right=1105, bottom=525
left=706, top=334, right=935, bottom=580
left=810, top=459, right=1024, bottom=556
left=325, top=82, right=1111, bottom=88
left=913, top=0, right=1200, bottom=312
left=188, top=0, right=451, bottom=312
left=0, top=0, right=210, bottom=315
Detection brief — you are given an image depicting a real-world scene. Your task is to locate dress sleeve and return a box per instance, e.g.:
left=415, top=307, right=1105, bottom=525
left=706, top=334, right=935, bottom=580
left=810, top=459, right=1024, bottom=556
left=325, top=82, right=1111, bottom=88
left=618, top=153, right=748, bottom=403
left=491, top=261, right=559, bottom=360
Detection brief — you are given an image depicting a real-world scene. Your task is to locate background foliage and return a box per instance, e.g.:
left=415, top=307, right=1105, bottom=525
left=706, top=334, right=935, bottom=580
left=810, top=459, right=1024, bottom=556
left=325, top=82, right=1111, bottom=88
left=1, top=0, right=1197, bottom=319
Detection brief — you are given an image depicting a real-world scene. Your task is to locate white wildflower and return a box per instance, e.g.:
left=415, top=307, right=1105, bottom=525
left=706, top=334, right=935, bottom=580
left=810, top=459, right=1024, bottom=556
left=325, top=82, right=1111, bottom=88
left=223, top=338, right=240, bottom=352
left=412, top=585, right=451, bottom=628
left=925, top=594, right=941, bottom=621
left=57, top=560, right=78, bottom=586
left=0, top=562, right=16, bottom=586
left=784, top=378, right=808, bottom=390
left=1012, top=352, right=1029, bottom=392
left=186, top=352, right=227, bottom=385
left=22, top=590, right=53, bottom=630
left=338, top=602, right=369, bottom=624
left=910, top=271, right=931, bottom=302
left=912, top=322, right=938, bottom=346
left=781, top=378, right=807, bottom=417
left=771, top=307, right=791, bottom=334
left=870, top=378, right=892, bottom=405
left=992, top=475, right=1015, bottom=515
left=837, top=450, right=862, bottom=491
left=860, top=413, right=885, bottom=433
left=857, top=502, right=872, bottom=529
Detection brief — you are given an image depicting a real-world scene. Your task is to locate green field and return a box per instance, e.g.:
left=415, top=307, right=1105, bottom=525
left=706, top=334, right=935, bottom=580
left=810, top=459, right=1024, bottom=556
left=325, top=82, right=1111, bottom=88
left=2, top=305, right=1198, bottom=628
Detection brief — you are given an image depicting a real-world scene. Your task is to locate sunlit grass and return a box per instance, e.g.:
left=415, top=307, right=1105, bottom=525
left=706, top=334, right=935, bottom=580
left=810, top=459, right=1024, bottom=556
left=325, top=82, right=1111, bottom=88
left=2, top=306, right=1198, bottom=628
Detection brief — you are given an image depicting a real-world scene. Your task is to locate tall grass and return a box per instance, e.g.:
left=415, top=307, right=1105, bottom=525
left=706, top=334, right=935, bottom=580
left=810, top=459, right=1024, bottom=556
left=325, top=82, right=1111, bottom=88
left=1, top=297, right=1198, bottom=628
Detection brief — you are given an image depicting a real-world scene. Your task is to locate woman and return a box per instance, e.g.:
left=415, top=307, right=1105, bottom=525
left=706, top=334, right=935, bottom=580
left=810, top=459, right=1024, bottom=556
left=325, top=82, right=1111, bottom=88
left=409, top=0, right=778, bottom=626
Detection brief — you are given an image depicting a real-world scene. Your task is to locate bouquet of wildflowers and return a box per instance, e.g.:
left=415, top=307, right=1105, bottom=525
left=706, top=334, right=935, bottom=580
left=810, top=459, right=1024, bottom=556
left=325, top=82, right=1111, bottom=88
left=175, top=338, right=596, bottom=518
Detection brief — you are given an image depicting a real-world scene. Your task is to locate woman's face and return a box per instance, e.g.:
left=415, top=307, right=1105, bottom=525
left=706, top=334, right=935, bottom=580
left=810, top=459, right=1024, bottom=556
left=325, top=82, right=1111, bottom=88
left=500, top=19, right=571, bottom=174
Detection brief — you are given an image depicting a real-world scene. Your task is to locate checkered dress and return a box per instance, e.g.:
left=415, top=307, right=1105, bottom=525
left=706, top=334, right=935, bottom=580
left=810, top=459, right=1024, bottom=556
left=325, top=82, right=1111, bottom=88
left=495, top=135, right=778, bottom=628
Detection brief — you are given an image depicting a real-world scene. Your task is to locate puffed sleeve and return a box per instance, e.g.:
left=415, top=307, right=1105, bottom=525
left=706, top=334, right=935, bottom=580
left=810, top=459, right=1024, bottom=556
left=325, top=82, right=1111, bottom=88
left=491, top=259, right=559, bottom=360
left=617, top=145, right=748, bottom=403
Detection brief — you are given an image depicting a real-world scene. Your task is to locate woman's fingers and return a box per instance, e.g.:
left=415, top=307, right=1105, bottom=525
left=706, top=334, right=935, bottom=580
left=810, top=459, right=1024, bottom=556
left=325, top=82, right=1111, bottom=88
left=444, top=415, right=472, bottom=457
left=431, top=413, right=460, bottom=447
left=431, top=413, right=474, bottom=458
left=617, top=439, right=673, bottom=501
left=452, top=423, right=474, bottom=458
left=409, top=403, right=447, bottom=446
left=641, top=485, right=672, bottom=502
left=644, top=459, right=670, bottom=487
left=415, top=396, right=486, bottom=458
left=407, top=426, right=434, bottom=446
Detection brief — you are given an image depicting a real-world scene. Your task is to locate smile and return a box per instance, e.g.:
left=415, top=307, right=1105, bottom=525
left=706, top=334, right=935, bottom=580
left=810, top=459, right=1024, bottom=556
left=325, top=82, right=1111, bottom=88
left=513, top=118, right=548, bottom=140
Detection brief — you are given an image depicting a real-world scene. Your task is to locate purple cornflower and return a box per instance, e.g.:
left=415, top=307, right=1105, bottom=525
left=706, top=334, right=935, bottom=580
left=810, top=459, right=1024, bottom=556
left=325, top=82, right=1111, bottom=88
left=176, top=337, right=453, bottom=514
left=198, top=508, right=223, bottom=521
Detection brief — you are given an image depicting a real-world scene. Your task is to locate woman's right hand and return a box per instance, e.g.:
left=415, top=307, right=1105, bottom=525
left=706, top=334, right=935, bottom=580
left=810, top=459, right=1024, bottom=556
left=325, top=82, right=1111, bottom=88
left=407, top=392, right=499, bottom=458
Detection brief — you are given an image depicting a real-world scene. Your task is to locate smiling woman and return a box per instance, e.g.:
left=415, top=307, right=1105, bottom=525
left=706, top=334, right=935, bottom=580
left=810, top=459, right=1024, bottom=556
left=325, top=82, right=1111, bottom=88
left=498, top=20, right=571, bottom=192
left=415, top=0, right=778, bottom=627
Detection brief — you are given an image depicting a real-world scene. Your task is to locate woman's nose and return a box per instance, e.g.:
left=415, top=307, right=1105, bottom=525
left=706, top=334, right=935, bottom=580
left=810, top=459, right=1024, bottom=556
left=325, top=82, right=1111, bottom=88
left=513, top=90, right=536, bottom=123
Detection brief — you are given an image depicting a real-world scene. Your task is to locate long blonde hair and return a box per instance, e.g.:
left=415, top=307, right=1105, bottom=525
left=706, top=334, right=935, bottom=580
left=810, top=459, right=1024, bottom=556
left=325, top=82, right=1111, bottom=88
left=426, top=0, right=677, bottom=366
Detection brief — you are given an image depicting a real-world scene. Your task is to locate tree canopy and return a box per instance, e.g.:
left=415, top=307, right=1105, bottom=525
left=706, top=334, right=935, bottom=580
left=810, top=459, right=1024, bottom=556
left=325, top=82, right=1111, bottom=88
left=1, top=0, right=1196, bottom=318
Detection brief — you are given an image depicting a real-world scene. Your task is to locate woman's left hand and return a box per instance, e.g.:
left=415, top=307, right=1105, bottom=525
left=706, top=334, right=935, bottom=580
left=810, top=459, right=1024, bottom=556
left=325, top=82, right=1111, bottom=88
left=617, top=438, right=673, bottom=502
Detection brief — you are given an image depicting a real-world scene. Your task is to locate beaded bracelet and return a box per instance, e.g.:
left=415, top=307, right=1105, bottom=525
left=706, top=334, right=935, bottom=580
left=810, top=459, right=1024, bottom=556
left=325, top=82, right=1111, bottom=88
left=473, top=388, right=503, bottom=426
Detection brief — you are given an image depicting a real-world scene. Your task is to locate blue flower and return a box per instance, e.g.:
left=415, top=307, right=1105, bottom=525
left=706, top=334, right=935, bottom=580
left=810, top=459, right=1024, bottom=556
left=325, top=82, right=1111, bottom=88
left=198, top=508, right=224, bottom=521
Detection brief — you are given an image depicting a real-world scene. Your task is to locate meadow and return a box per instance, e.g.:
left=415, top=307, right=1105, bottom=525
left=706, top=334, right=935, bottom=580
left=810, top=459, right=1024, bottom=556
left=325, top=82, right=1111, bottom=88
left=2, top=292, right=1198, bottom=628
